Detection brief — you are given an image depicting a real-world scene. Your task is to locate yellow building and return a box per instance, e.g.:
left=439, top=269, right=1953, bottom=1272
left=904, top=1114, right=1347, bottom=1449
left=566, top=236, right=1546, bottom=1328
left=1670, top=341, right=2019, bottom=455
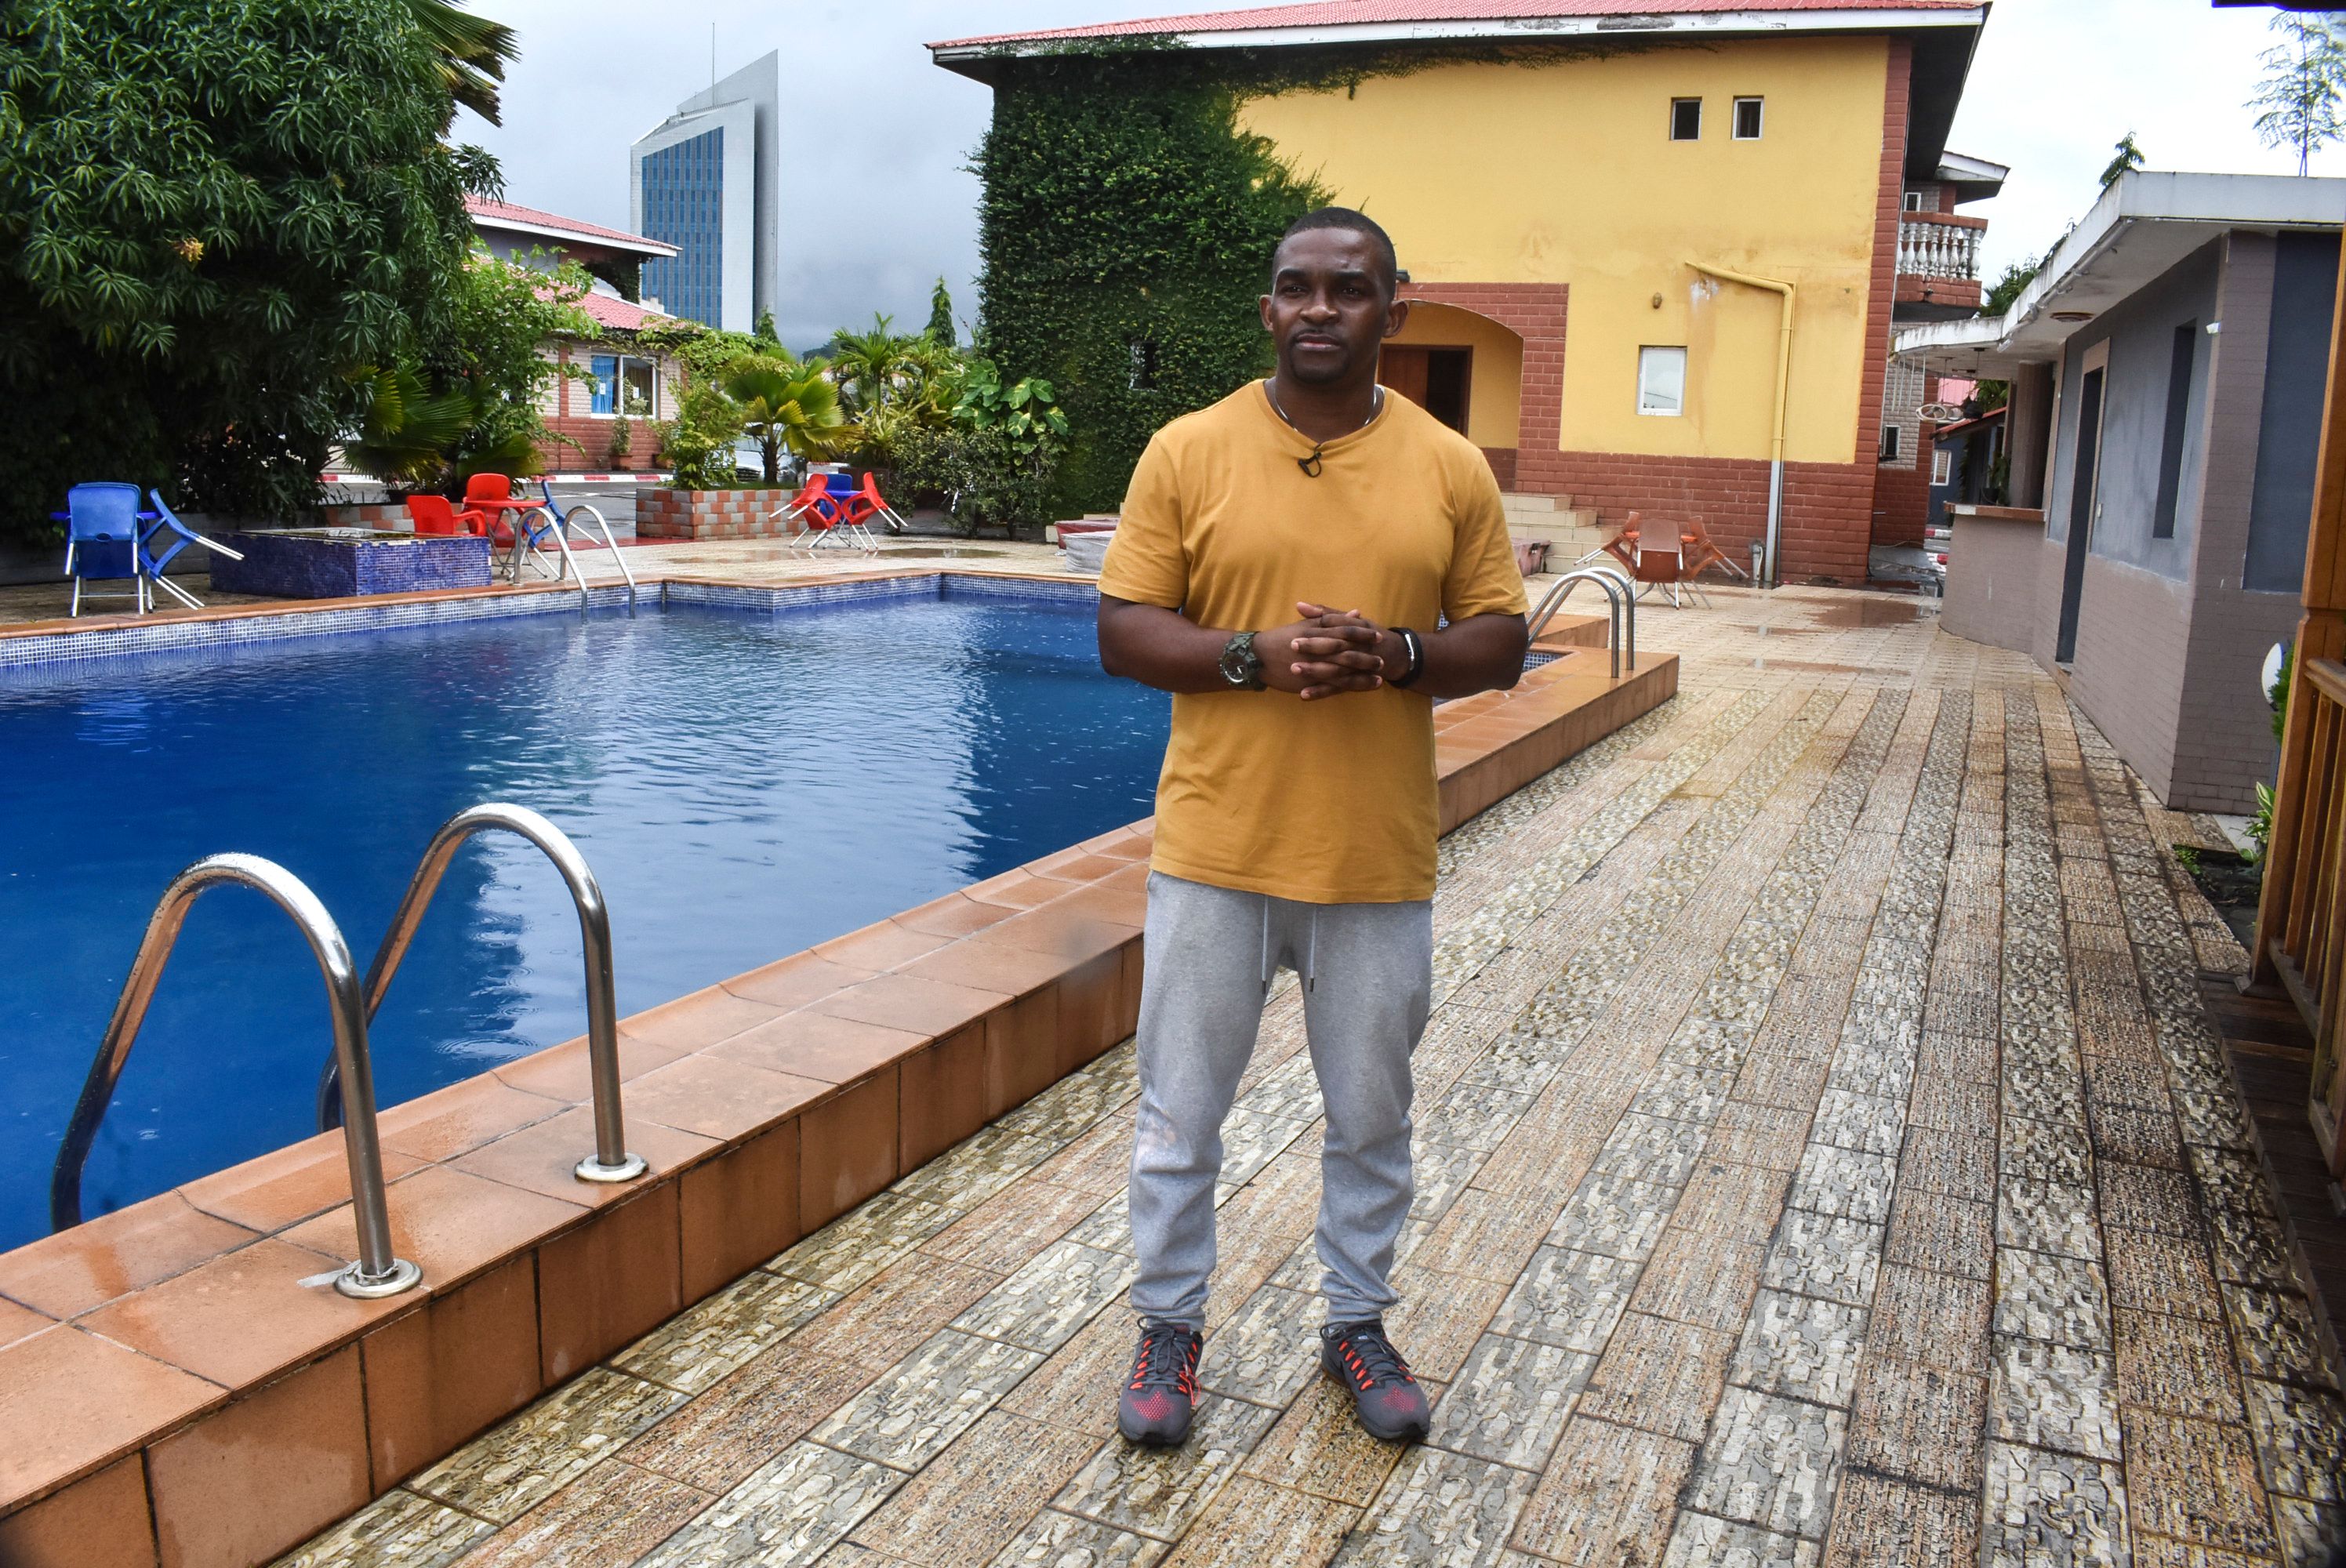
left=934, top=0, right=2001, bottom=583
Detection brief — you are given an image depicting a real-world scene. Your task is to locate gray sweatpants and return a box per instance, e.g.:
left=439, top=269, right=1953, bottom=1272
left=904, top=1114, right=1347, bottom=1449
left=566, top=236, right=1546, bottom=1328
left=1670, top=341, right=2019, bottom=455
left=1128, top=871, right=1433, bottom=1329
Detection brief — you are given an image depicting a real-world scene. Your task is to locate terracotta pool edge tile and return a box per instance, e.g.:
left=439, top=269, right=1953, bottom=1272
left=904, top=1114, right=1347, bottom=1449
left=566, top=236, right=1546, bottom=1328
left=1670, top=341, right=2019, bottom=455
left=0, top=1452, right=154, bottom=1568
left=0, top=1326, right=228, bottom=1517
left=0, top=1193, right=263, bottom=1323
left=71, top=1236, right=403, bottom=1392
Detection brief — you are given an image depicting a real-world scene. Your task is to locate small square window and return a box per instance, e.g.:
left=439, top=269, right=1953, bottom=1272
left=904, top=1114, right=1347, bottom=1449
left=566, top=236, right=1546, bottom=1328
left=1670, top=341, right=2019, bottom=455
left=1638, top=346, right=1687, bottom=416
left=1669, top=99, right=1701, bottom=142
left=1932, top=448, right=1952, bottom=486
left=1732, top=97, right=1763, bottom=140
left=1903, top=191, right=1924, bottom=212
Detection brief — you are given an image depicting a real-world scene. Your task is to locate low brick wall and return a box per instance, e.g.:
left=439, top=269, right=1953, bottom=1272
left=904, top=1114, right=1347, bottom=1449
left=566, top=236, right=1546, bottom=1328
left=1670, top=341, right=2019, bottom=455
left=637, top=488, right=796, bottom=541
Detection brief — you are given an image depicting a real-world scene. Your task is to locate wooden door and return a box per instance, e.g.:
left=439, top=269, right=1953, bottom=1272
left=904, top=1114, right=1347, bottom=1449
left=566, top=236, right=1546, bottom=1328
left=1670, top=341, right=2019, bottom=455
left=1378, top=346, right=1431, bottom=409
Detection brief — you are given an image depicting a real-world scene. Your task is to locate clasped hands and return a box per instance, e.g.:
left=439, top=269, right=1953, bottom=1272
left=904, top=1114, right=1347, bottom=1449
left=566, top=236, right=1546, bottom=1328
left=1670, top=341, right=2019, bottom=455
left=1260, top=601, right=1407, bottom=701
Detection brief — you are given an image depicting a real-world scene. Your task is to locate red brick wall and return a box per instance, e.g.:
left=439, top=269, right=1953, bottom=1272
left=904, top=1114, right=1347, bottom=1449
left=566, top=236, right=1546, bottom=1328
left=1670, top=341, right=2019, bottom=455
left=1397, top=281, right=1569, bottom=465
left=637, top=487, right=796, bottom=540
left=1857, top=38, right=1915, bottom=552
left=1481, top=447, right=1519, bottom=490
left=1545, top=453, right=1878, bottom=584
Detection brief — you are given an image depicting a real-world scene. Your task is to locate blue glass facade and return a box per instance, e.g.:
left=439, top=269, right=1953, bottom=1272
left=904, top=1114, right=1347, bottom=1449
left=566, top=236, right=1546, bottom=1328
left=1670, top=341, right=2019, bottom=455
left=639, top=128, right=724, bottom=327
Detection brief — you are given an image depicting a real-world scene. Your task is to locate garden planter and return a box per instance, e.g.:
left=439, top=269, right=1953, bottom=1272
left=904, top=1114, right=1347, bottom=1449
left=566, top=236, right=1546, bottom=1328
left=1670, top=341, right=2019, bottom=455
left=212, top=528, right=492, bottom=597
left=637, top=487, right=796, bottom=541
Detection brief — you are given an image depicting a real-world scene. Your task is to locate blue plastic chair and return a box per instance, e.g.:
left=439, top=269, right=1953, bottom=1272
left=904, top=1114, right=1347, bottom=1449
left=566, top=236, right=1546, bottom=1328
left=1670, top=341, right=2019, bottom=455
left=64, top=483, right=149, bottom=616
left=143, top=491, right=245, bottom=610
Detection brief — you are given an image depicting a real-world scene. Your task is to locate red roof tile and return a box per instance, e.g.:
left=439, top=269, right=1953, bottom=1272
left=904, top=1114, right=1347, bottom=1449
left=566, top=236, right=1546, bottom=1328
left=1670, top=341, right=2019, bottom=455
left=464, top=196, right=671, bottom=254
left=573, top=291, right=674, bottom=332
left=934, top=0, right=1978, bottom=49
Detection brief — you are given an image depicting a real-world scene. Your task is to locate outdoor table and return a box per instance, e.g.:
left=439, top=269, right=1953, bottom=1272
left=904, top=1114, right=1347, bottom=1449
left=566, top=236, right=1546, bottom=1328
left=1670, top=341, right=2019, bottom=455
left=470, top=495, right=549, bottom=582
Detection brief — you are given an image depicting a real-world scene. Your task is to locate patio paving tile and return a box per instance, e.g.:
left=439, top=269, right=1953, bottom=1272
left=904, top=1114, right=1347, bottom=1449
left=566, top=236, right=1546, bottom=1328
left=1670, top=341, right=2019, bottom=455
left=625, top=1354, right=860, bottom=1486
left=263, top=583, right=2346, bottom=1568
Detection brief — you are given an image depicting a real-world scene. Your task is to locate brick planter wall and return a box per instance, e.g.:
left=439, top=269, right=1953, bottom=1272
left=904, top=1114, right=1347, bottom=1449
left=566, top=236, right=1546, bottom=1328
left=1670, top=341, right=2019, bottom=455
left=637, top=488, right=796, bottom=541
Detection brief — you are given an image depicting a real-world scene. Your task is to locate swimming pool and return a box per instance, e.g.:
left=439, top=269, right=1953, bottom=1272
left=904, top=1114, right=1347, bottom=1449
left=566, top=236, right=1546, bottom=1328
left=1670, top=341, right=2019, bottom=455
left=0, top=586, right=1168, bottom=1251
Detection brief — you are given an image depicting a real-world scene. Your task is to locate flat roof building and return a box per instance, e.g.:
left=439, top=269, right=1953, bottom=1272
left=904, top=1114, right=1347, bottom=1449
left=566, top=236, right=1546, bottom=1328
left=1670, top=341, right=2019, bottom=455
left=629, top=52, right=779, bottom=333
left=1899, top=171, right=2345, bottom=811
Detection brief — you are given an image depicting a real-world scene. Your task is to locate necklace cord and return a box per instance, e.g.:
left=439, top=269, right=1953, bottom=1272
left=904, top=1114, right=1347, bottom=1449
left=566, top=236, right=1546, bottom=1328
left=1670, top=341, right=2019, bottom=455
left=1268, top=380, right=1381, bottom=479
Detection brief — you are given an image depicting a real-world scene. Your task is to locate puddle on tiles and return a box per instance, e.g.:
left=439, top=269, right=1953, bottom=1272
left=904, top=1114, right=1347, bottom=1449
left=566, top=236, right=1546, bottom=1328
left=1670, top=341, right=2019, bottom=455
left=1803, top=600, right=1933, bottom=629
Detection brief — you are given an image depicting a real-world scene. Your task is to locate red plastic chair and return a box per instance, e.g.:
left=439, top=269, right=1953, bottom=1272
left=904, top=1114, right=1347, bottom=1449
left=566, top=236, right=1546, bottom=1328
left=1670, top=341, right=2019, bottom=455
left=462, top=473, right=522, bottom=545
left=779, top=477, right=870, bottom=554
left=405, top=495, right=488, bottom=537
left=837, top=473, right=907, bottom=538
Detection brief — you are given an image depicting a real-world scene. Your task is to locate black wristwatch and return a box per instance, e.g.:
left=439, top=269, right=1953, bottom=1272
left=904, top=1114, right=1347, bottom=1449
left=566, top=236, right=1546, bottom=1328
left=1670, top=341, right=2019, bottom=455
left=1390, top=626, right=1427, bottom=689
left=1218, top=630, right=1266, bottom=691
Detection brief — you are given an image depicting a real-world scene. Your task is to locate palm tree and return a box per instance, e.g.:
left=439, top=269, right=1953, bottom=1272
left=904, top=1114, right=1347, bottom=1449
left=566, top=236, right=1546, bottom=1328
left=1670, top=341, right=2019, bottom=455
left=828, top=314, right=920, bottom=414
left=402, top=0, right=520, bottom=127
left=721, top=353, right=850, bottom=483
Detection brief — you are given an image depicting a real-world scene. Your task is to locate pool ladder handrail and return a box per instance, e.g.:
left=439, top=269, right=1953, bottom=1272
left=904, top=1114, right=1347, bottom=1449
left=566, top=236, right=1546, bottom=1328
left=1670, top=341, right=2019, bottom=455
left=1527, top=563, right=1636, bottom=679
left=315, top=804, right=649, bottom=1187
left=49, top=855, right=423, bottom=1300
left=519, top=492, right=637, bottom=612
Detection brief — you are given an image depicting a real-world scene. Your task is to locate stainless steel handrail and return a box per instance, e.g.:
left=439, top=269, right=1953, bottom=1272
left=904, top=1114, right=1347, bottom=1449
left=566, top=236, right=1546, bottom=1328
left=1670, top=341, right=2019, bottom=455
left=559, top=503, right=637, bottom=611
left=316, top=804, right=648, bottom=1185
left=1527, top=565, right=1636, bottom=679
left=50, top=855, right=423, bottom=1300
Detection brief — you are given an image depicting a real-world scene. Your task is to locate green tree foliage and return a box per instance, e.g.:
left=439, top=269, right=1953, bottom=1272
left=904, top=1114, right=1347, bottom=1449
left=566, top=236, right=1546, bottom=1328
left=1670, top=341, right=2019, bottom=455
left=890, top=355, right=1070, bottom=537
left=348, top=252, right=595, bottom=488
left=2098, top=132, right=2144, bottom=191
left=972, top=46, right=1330, bottom=513
left=829, top=314, right=922, bottom=413
left=2250, top=13, right=2346, bottom=176
left=754, top=308, right=780, bottom=345
left=656, top=383, right=746, bottom=489
left=1984, top=261, right=2039, bottom=316
left=401, top=0, right=518, bottom=127
left=927, top=278, right=957, bottom=347
left=721, top=352, right=849, bottom=483
left=0, top=0, right=483, bottom=542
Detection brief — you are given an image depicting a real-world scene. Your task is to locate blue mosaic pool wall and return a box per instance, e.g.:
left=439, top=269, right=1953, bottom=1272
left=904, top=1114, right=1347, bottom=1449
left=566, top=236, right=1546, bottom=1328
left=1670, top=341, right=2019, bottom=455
left=211, top=532, right=492, bottom=600
left=0, top=573, right=1098, bottom=670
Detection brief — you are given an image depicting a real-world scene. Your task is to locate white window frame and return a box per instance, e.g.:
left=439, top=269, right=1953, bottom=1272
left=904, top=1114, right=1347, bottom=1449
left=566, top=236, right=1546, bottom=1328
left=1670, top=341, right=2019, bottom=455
left=1932, top=448, right=1953, bottom=486
left=1903, top=191, right=1924, bottom=212
left=1731, top=96, right=1764, bottom=140
left=1669, top=98, right=1702, bottom=142
left=1638, top=346, right=1687, bottom=417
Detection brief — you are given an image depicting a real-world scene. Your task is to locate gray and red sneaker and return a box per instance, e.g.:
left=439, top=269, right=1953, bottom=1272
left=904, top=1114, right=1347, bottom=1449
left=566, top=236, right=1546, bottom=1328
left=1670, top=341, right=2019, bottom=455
left=1118, top=1319, right=1204, bottom=1446
left=1320, top=1319, right=1432, bottom=1443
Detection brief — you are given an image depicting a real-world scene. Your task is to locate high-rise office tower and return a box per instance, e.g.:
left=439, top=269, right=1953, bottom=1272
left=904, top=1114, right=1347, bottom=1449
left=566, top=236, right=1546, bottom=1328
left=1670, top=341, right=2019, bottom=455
left=629, top=51, right=779, bottom=332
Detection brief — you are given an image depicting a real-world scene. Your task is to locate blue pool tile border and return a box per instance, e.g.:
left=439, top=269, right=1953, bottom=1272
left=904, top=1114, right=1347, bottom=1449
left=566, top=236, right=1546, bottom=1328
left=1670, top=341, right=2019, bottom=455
left=0, top=572, right=1103, bottom=671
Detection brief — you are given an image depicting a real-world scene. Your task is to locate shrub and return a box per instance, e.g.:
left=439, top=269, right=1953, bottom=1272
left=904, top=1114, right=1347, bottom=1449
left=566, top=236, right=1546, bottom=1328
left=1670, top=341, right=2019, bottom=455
left=0, top=0, right=481, bottom=539
left=654, top=383, right=745, bottom=490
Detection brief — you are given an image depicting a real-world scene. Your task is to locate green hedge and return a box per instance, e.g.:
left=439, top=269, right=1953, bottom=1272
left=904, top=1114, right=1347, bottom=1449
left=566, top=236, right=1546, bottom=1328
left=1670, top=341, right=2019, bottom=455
left=971, top=49, right=1330, bottom=515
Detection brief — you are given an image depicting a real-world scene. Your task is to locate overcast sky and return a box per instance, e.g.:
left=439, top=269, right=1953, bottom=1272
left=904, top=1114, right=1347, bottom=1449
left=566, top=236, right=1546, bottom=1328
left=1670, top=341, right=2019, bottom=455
left=460, top=0, right=2346, bottom=347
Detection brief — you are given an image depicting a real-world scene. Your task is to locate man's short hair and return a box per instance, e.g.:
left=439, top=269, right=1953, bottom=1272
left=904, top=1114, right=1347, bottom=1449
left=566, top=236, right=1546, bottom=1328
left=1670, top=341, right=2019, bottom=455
left=1275, top=207, right=1400, bottom=296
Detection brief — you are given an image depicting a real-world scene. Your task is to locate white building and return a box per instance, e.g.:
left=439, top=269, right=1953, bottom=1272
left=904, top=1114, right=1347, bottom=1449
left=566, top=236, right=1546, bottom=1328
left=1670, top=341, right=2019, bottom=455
left=629, top=52, right=779, bottom=333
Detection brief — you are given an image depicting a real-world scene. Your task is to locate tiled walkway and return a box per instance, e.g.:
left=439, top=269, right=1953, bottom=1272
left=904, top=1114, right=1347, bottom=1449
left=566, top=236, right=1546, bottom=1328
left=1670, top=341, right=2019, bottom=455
left=286, top=586, right=2346, bottom=1568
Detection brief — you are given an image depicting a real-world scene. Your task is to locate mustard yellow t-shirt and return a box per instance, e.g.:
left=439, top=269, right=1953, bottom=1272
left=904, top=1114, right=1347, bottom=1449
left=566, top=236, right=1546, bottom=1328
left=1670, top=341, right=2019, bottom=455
left=1099, top=380, right=1527, bottom=904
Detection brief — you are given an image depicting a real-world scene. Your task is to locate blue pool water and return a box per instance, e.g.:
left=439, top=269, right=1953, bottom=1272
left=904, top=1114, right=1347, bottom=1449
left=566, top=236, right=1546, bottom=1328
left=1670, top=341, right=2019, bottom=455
left=0, top=594, right=1168, bottom=1251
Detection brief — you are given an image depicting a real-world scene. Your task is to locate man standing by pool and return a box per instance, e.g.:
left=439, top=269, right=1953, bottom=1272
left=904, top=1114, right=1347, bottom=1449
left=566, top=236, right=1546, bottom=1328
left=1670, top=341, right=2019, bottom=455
left=1095, top=207, right=1530, bottom=1446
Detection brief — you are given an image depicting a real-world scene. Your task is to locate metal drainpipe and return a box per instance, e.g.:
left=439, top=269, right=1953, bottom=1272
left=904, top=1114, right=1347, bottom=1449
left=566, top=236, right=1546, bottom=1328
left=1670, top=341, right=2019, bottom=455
left=1687, top=261, right=1797, bottom=588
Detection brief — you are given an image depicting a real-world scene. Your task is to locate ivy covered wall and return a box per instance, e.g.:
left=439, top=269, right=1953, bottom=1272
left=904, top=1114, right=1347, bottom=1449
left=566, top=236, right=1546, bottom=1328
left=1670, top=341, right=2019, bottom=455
left=971, top=49, right=1330, bottom=515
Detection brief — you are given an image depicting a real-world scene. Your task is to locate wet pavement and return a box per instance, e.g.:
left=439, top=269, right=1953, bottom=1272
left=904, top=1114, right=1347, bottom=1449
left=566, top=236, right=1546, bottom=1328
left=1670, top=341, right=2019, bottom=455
left=281, top=584, right=2345, bottom=1568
